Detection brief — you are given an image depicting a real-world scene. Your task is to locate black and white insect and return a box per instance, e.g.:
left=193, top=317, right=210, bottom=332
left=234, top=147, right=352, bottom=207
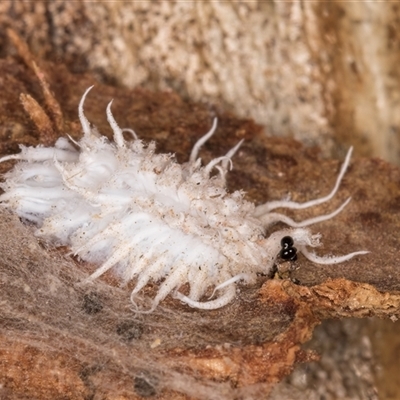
left=0, top=87, right=368, bottom=312
left=279, top=236, right=297, bottom=262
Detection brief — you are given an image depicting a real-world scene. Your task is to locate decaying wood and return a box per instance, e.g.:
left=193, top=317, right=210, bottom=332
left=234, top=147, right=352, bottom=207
left=2, top=2, right=400, bottom=164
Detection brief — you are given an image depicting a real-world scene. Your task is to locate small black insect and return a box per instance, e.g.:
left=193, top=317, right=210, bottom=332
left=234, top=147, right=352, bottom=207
left=281, top=236, right=294, bottom=249
left=279, top=236, right=297, bottom=261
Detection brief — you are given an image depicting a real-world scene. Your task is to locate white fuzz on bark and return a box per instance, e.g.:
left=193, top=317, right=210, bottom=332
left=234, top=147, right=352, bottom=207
left=0, top=87, right=368, bottom=312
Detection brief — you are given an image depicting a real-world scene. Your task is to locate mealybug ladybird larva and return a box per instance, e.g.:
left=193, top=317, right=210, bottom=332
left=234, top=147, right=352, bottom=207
left=280, top=236, right=297, bottom=261
left=0, top=87, right=369, bottom=312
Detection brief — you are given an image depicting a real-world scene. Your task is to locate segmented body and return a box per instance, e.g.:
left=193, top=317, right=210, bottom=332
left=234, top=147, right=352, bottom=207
left=0, top=87, right=368, bottom=312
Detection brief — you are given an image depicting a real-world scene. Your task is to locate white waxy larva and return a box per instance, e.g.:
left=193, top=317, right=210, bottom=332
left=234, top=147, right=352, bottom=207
left=0, top=87, right=368, bottom=312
